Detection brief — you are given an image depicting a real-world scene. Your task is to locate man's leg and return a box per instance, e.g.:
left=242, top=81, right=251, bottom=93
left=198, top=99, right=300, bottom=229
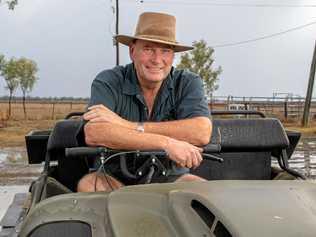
left=175, top=174, right=206, bottom=182
left=77, top=172, right=124, bottom=192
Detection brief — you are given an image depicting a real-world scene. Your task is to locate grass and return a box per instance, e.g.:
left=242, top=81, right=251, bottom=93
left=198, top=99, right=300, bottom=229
left=0, top=101, right=86, bottom=148
left=283, top=122, right=316, bottom=137
left=0, top=119, right=56, bottom=148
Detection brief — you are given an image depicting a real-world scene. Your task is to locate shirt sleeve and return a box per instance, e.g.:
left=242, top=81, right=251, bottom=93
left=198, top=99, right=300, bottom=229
left=175, top=73, right=211, bottom=119
left=88, top=73, right=117, bottom=111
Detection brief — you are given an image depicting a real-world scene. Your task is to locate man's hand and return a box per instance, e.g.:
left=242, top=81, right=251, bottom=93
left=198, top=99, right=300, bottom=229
left=164, top=138, right=203, bottom=169
left=84, top=104, right=133, bottom=129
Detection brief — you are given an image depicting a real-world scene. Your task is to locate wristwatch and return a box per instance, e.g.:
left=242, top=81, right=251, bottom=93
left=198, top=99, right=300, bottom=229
left=136, top=122, right=145, bottom=133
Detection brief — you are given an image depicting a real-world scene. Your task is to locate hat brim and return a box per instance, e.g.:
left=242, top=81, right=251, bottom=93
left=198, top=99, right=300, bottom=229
left=114, top=35, right=194, bottom=52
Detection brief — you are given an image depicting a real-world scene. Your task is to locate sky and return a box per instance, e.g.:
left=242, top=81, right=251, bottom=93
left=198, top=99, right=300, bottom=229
left=0, top=0, right=316, bottom=98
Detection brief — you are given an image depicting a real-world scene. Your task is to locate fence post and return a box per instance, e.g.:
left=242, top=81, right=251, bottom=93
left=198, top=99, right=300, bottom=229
left=244, top=102, right=248, bottom=110
left=302, top=40, right=316, bottom=127
left=226, top=96, right=230, bottom=110
left=284, top=101, right=288, bottom=120
left=51, top=101, right=55, bottom=120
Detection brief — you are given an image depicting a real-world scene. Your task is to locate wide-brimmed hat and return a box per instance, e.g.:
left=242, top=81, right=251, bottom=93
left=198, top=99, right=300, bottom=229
left=114, top=12, right=193, bottom=52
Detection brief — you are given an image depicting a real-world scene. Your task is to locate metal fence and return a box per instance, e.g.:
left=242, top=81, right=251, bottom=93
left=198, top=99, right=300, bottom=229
left=209, top=96, right=316, bottom=122
left=0, top=99, right=88, bottom=121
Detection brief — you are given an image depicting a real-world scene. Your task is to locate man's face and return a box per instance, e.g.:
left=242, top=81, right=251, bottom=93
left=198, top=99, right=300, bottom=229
left=129, top=39, right=175, bottom=86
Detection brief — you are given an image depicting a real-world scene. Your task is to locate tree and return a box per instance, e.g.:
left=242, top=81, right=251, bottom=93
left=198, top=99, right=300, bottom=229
left=0, top=0, right=18, bottom=10
left=0, top=54, right=5, bottom=70
left=1, top=58, right=19, bottom=117
left=176, top=39, right=222, bottom=97
left=16, top=58, right=38, bottom=119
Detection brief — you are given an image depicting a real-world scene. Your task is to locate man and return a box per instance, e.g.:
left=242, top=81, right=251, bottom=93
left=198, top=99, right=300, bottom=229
left=78, top=12, right=212, bottom=192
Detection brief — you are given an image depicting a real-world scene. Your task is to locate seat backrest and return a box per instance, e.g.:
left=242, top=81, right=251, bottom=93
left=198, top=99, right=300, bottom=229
left=192, top=118, right=289, bottom=180
left=211, top=118, right=289, bottom=152
left=46, top=119, right=88, bottom=191
left=47, top=119, right=82, bottom=153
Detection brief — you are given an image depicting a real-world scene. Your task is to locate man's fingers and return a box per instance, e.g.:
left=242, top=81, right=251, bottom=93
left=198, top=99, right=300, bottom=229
left=193, top=149, right=202, bottom=169
left=88, top=104, right=107, bottom=111
left=191, top=152, right=199, bottom=169
left=84, top=111, right=99, bottom=120
left=179, top=162, right=186, bottom=168
left=196, top=151, right=203, bottom=168
left=83, top=112, right=93, bottom=120
left=84, top=110, right=97, bottom=116
left=164, top=139, right=205, bottom=169
left=89, top=117, right=107, bottom=123
left=185, top=154, right=193, bottom=169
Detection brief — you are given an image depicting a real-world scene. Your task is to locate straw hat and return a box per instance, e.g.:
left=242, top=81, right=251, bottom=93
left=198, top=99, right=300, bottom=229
left=114, top=12, right=193, bottom=52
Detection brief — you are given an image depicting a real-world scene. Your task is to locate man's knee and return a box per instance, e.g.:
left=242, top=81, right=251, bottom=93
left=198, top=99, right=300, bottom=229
left=175, top=174, right=206, bottom=182
left=77, top=172, right=124, bottom=192
left=77, top=173, right=96, bottom=192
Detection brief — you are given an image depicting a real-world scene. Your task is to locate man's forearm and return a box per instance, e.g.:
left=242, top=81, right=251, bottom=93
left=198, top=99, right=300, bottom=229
left=130, top=117, right=212, bottom=146
left=84, top=121, right=205, bottom=169
left=85, top=122, right=169, bottom=150
left=84, top=104, right=212, bottom=146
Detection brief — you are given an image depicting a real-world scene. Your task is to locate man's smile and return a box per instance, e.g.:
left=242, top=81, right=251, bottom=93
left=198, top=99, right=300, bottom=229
left=145, top=66, right=164, bottom=73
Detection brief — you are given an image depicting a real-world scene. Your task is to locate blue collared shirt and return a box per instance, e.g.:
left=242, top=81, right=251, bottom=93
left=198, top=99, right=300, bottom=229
left=89, top=63, right=210, bottom=122
left=88, top=63, right=210, bottom=176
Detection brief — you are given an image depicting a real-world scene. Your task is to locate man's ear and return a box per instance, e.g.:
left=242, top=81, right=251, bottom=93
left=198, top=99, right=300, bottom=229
left=129, top=43, right=135, bottom=61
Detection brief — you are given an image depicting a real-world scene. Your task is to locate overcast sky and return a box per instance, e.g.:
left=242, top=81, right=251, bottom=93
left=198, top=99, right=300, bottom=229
left=0, top=0, right=315, bottom=98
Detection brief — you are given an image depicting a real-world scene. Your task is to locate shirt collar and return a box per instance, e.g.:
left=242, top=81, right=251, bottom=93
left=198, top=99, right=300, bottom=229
left=122, top=63, right=141, bottom=95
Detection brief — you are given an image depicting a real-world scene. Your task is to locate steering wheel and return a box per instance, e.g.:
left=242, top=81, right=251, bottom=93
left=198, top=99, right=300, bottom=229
left=65, top=144, right=223, bottom=184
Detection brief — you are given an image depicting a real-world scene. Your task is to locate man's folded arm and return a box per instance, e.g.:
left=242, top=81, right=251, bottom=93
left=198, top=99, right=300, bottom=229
left=84, top=121, right=205, bottom=169
left=133, top=117, right=212, bottom=146
left=84, top=122, right=169, bottom=150
left=85, top=115, right=212, bottom=148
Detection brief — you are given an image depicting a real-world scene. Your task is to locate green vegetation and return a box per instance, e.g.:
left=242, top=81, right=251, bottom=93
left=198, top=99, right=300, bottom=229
left=176, top=39, right=222, bottom=97
left=0, top=55, right=39, bottom=118
left=16, top=58, right=38, bottom=118
left=0, top=0, right=18, bottom=10
left=1, top=57, right=19, bottom=117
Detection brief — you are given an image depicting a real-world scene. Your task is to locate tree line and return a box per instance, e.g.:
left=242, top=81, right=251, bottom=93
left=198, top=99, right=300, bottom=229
left=0, top=54, right=38, bottom=118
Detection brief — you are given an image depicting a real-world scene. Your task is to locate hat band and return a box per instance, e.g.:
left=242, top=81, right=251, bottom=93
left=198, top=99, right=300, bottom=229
left=135, top=34, right=178, bottom=44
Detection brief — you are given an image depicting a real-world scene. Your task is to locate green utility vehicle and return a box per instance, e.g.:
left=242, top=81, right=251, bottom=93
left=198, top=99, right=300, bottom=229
left=1, top=111, right=315, bottom=237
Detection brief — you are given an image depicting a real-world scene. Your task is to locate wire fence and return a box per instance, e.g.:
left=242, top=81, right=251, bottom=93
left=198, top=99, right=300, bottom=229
left=0, top=99, right=88, bottom=121
left=209, top=95, right=316, bottom=122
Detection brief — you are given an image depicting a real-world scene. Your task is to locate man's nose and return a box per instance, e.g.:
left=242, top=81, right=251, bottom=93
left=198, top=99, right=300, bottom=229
left=150, top=49, right=164, bottom=62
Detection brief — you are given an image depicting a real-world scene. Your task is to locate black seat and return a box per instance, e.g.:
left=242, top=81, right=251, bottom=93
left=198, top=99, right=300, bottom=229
left=192, top=118, right=291, bottom=180
left=45, top=119, right=88, bottom=191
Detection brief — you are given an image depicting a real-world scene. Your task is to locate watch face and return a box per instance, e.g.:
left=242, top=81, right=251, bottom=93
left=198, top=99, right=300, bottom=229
left=137, top=122, right=145, bottom=132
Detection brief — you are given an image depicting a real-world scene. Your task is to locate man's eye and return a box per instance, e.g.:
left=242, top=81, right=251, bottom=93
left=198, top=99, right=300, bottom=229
left=161, top=49, right=173, bottom=54
left=162, top=49, right=171, bottom=53
left=143, top=48, right=153, bottom=53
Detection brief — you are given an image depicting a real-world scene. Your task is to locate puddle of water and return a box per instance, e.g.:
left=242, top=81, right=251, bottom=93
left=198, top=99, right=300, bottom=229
left=0, top=185, right=28, bottom=226
left=0, top=147, right=27, bottom=166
